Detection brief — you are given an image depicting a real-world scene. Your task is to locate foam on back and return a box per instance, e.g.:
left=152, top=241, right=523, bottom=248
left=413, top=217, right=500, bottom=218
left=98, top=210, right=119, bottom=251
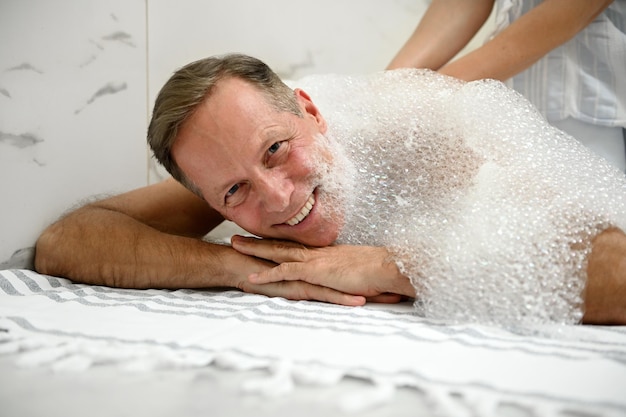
left=294, top=69, right=626, bottom=327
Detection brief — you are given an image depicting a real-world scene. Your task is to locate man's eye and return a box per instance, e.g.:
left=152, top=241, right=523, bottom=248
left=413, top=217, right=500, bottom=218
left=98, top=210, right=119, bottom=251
left=268, top=141, right=282, bottom=154
left=226, top=184, right=240, bottom=198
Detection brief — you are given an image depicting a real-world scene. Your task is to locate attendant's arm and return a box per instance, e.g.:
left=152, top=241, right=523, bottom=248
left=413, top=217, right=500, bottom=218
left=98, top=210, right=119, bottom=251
left=387, top=0, right=494, bottom=70
left=440, top=0, right=613, bottom=81
left=34, top=179, right=366, bottom=305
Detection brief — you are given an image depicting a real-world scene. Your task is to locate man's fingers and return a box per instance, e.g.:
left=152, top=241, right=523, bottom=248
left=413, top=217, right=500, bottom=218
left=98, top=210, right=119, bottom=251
left=248, top=261, right=312, bottom=284
left=231, top=235, right=308, bottom=263
left=366, top=294, right=407, bottom=304
left=244, top=281, right=366, bottom=307
left=294, top=283, right=366, bottom=306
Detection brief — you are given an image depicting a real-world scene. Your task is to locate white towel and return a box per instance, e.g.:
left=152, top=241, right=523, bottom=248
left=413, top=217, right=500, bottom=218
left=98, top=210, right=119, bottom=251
left=1, top=269, right=625, bottom=416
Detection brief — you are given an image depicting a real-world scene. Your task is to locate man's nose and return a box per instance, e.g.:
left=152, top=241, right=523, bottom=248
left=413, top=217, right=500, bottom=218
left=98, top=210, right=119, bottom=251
left=256, top=172, right=294, bottom=213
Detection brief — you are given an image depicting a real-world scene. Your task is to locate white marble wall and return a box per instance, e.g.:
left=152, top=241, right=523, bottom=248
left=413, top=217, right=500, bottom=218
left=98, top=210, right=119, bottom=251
left=0, top=0, right=494, bottom=266
left=0, top=0, right=147, bottom=265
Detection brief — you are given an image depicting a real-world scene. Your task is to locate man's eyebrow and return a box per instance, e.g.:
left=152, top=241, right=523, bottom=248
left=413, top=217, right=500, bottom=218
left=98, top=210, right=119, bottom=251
left=260, top=126, right=291, bottom=142
left=260, top=119, right=298, bottom=141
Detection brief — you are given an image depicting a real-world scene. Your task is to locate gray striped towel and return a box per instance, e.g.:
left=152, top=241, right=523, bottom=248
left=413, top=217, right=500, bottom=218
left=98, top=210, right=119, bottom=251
left=1, top=269, right=625, bottom=416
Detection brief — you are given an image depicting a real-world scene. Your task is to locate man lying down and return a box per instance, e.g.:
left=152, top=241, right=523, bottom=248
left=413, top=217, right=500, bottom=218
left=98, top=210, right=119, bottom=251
left=34, top=54, right=626, bottom=327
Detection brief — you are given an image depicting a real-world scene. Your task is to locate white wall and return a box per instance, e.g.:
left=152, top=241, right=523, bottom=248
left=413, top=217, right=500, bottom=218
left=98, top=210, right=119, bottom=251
left=0, top=0, right=148, bottom=264
left=0, top=0, right=494, bottom=265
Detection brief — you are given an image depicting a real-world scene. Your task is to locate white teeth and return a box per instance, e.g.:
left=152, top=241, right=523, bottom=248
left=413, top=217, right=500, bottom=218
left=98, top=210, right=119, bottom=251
left=286, top=194, right=315, bottom=226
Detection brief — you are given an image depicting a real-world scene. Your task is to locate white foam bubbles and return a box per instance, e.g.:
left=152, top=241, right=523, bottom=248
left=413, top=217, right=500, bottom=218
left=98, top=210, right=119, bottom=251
left=294, top=69, right=626, bottom=327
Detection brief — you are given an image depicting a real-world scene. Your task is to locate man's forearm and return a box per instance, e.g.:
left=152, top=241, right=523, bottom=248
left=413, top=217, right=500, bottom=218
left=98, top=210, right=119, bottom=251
left=583, top=228, right=626, bottom=324
left=34, top=205, right=260, bottom=289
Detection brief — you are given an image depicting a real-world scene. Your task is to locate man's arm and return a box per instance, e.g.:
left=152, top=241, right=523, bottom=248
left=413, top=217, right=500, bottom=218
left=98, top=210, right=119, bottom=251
left=34, top=179, right=368, bottom=305
left=583, top=227, right=626, bottom=325
left=232, top=230, right=626, bottom=325
left=35, top=178, right=238, bottom=288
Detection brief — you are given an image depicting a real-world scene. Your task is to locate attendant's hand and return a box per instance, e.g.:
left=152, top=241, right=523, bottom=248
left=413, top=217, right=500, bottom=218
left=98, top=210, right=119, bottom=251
left=231, top=235, right=416, bottom=304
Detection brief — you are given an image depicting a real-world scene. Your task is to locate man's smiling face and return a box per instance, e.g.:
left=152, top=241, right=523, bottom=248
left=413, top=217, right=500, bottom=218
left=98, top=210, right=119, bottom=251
left=172, top=76, right=344, bottom=246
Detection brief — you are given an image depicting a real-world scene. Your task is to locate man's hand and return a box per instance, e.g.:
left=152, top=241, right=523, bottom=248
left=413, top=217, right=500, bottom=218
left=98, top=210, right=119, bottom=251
left=236, top=279, right=368, bottom=306
left=230, top=235, right=416, bottom=303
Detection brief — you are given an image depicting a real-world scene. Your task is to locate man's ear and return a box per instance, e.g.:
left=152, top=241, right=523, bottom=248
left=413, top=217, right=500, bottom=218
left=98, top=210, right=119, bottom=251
left=294, top=88, right=327, bottom=133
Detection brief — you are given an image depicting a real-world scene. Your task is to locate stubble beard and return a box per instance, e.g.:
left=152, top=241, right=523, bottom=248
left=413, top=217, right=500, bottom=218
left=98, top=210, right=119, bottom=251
left=306, top=133, right=357, bottom=243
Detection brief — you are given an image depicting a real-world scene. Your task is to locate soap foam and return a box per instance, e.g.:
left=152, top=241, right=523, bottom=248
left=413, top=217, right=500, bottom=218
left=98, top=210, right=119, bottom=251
left=294, top=69, right=626, bottom=327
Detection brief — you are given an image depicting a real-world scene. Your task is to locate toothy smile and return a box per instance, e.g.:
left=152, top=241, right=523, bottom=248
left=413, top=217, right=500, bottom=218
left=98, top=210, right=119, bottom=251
left=286, top=194, right=315, bottom=226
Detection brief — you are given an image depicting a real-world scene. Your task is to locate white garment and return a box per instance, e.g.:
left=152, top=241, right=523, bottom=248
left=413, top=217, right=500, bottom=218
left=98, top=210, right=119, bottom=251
left=491, top=0, right=626, bottom=170
left=552, top=117, right=626, bottom=172
left=492, top=0, right=626, bottom=127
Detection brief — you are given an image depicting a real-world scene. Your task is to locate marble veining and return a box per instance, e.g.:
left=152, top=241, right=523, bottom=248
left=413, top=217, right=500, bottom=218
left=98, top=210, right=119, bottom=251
left=80, top=28, right=137, bottom=68
left=275, top=50, right=316, bottom=80
left=102, top=31, right=136, bottom=47
left=6, top=62, right=44, bottom=74
left=0, top=131, right=43, bottom=149
left=75, top=81, right=128, bottom=114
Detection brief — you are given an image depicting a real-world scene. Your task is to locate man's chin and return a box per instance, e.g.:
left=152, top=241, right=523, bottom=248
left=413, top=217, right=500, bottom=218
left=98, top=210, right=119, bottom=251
left=249, top=217, right=341, bottom=247
left=291, top=230, right=339, bottom=247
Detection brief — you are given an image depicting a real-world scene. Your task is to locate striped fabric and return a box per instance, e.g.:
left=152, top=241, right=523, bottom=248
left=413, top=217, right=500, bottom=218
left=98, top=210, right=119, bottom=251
left=1, top=269, right=625, bottom=416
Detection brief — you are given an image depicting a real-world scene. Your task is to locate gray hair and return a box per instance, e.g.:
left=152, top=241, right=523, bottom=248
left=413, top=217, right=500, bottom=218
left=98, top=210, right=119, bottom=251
left=147, top=53, right=302, bottom=193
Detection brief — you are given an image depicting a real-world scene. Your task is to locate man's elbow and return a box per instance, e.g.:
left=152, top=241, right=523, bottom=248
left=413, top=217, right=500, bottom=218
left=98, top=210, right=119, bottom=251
left=34, top=222, right=66, bottom=277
